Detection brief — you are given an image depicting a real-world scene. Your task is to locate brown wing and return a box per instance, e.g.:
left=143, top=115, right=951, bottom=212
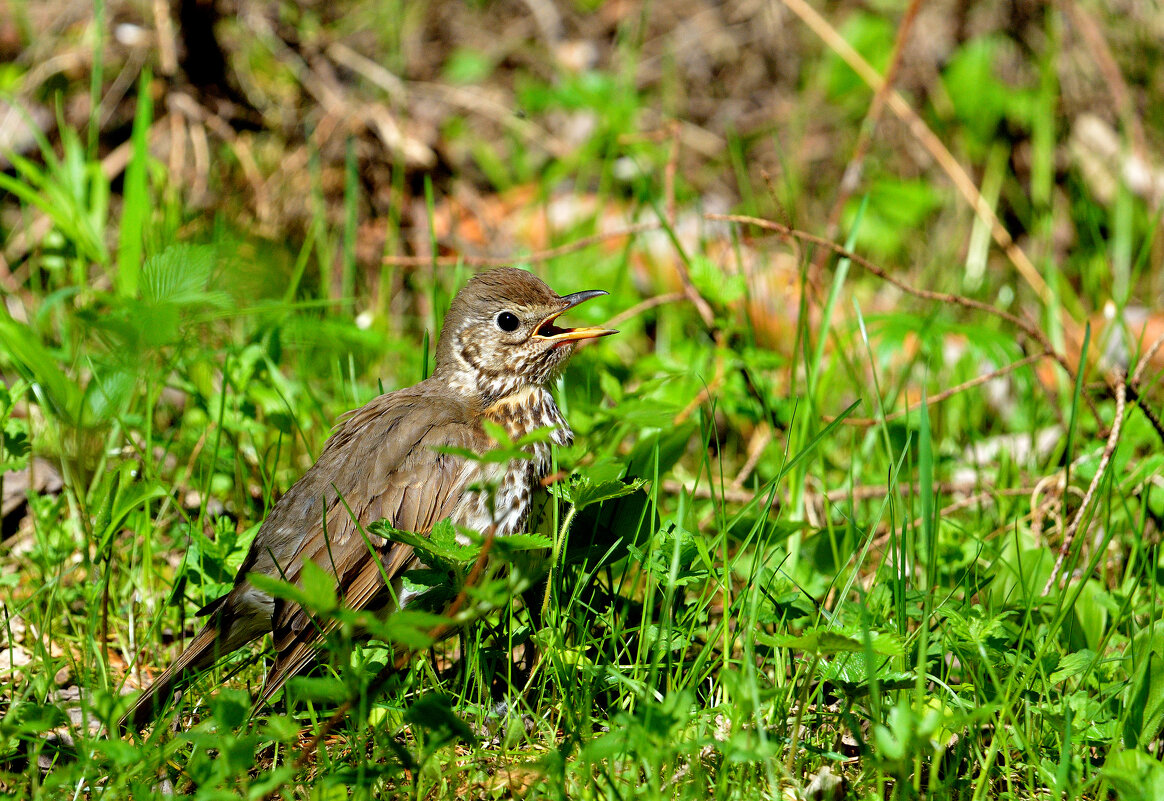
left=247, top=385, right=487, bottom=705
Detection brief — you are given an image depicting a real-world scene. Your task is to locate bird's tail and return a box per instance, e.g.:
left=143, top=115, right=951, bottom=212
left=118, top=623, right=223, bottom=733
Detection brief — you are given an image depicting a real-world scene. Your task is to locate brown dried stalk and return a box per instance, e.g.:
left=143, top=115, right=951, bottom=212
left=779, top=0, right=1052, bottom=306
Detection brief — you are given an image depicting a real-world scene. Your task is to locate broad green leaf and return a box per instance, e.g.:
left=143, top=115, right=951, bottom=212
left=759, top=629, right=904, bottom=657
left=247, top=572, right=314, bottom=609
left=1101, top=749, right=1164, bottom=801
left=1050, top=650, right=1095, bottom=684
left=404, top=693, right=475, bottom=746
left=554, top=476, right=647, bottom=511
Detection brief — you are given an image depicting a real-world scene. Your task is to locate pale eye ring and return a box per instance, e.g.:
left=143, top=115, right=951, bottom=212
left=496, top=311, right=520, bottom=332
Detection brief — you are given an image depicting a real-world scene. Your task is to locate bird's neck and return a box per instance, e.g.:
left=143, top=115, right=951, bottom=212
left=482, top=385, right=573, bottom=475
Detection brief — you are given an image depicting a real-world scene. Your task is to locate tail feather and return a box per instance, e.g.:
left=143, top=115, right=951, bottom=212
left=254, top=644, right=317, bottom=712
left=118, top=624, right=223, bottom=733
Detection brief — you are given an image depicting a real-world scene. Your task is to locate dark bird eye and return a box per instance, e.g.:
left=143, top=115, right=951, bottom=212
left=496, top=311, right=520, bottom=332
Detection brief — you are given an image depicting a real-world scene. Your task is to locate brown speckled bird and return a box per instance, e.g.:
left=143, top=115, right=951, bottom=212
left=120, top=267, right=615, bottom=729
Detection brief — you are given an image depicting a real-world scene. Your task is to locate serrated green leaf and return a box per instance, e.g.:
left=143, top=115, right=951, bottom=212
left=761, top=630, right=863, bottom=653
left=759, top=629, right=904, bottom=657
left=557, top=476, right=647, bottom=511
left=369, top=520, right=478, bottom=568
left=1051, top=650, right=1095, bottom=684
left=817, top=653, right=915, bottom=695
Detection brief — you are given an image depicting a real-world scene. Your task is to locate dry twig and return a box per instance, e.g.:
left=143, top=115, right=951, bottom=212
left=707, top=213, right=1105, bottom=428
left=828, top=352, right=1049, bottom=426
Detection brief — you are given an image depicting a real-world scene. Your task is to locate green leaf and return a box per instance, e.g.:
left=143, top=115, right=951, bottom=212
left=286, top=676, right=347, bottom=704
left=625, top=423, right=695, bottom=479
left=400, top=568, right=455, bottom=596
left=299, top=559, right=338, bottom=613
left=1124, top=651, right=1164, bottom=749
left=480, top=419, right=512, bottom=446
left=760, top=630, right=861, bottom=654
left=208, top=688, right=251, bottom=728
left=442, top=48, right=494, bottom=84
left=141, top=243, right=226, bottom=307
left=555, top=476, right=648, bottom=511
left=359, top=609, right=445, bottom=649
left=404, top=693, right=475, bottom=747
left=1101, top=749, right=1164, bottom=801
left=432, top=443, right=531, bottom=464
left=758, top=628, right=903, bottom=657
left=0, top=318, right=82, bottom=425
left=818, top=653, right=915, bottom=696
left=492, top=533, right=552, bottom=552
left=688, top=254, right=746, bottom=305
left=247, top=572, right=315, bottom=610
left=1, top=702, right=69, bottom=736
left=1051, top=650, right=1095, bottom=684
left=370, top=519, right=477, bottom=570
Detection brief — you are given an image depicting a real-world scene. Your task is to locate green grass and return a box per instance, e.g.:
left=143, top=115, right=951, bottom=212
left=2, top=3, right=1164, bottom=799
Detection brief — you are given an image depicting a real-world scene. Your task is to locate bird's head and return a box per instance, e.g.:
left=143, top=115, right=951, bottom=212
left=433, top=267, right=616, bottom=404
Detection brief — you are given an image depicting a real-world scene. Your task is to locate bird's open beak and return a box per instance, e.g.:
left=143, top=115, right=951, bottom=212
left=533, top=289, right=618, bottom=344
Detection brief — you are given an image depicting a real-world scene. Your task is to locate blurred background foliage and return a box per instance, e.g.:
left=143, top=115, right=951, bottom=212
left=1, top=0, right=1164, bottom=798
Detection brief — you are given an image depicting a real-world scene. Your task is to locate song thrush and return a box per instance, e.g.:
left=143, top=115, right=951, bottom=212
left=120, top=267, right=615, bottom=729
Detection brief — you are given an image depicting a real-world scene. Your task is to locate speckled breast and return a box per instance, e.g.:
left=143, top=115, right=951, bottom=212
left=453, top=385, right=573, bottom=537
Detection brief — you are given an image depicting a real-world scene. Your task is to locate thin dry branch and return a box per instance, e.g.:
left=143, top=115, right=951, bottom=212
left=1060, top=0, right=1145, bottom=156
left=731, top=423, right=774, bottom=490
left=168, top=93, right=272, bottom=226
left=1130, top=331, right=1164, bottom=388
left=707, top=212, right=1105, bottom=428
left=827, top=352, right=1049, bottom=426
left=603, top=291, right=686, bottom=329
left=1124, top=330, right=1164, bottom=455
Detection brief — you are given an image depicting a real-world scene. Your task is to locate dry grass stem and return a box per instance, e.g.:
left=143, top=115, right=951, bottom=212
left=814, top=0, right=924, bottom=267
left=779, top=0, right=1053, bottom=308
left=1042, top=375, right=1128, bottom=594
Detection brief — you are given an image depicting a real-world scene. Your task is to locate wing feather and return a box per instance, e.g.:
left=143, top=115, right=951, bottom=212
left=253, top=390, right=487, bottom=702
